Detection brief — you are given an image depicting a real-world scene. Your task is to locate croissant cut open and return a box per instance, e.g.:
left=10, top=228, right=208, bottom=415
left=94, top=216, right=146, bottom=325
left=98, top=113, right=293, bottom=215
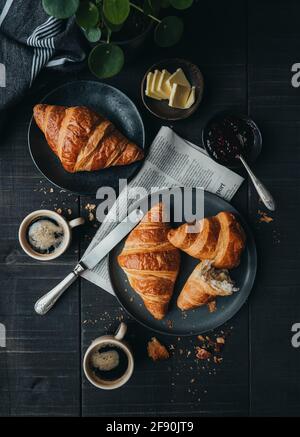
left=117, top=203, right=180, bottom=320
left=33, top=104, right=144, bottom=173
left=177, top=260, right=238, bottom=311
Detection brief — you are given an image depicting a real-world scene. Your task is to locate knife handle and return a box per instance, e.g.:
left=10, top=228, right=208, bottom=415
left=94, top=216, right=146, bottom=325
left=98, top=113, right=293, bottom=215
left=34, top=264, right=84, bottom=315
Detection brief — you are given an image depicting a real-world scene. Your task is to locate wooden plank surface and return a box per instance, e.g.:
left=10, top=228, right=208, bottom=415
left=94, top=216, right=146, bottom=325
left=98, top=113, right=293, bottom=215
left=0, top=85, right=81, bottom=416
left=80, top=0, right=250, bottom=417
left=248, top=0, right=300, bottom=416
left=1, top=0, right=299, bottom=417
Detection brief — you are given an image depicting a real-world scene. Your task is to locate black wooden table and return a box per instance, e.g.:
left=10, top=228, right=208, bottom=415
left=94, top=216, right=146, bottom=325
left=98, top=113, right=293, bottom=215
left=1, top=0, right=300, bottom=417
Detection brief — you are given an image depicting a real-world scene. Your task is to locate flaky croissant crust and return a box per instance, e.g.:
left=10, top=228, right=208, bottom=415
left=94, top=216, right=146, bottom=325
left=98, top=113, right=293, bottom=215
left=168, top=211, right=246, bottom=270
left=33, top=104, right=144, bottom=173
left=118, top=203, right=180, bottom=320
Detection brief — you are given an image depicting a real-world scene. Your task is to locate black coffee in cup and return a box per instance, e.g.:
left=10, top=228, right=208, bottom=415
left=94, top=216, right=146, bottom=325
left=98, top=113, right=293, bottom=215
left=90, top=344, right=129, bottom=382
left=26, top=216, right=64, bottom=254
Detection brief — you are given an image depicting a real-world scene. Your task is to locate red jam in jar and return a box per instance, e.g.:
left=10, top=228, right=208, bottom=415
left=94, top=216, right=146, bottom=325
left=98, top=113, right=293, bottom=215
left=204, top=114, right=254, bottom=166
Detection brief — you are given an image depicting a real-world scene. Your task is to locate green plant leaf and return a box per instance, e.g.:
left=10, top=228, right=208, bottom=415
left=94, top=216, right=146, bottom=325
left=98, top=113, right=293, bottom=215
left=84, top=26, right=102, bottom=42
left=103, top=0, right=130, bottom=25
left=76, top=1, right=99, bottom=28
left=155, top=16, right=184, bottom=47
left=88, top=43, right=124, bottom=78
left=103, top=16, right=124, bottom=32
left=169, top=0, right=193, bottom=9
left=42, top=0, right=79, bottom=18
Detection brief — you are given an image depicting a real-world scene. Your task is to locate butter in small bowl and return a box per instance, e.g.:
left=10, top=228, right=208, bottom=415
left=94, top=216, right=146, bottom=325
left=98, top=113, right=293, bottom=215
left=142, top=59, right=203, bottom=120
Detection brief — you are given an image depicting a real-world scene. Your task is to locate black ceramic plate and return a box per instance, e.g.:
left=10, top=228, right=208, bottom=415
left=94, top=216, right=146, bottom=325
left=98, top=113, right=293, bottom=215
left=28, top=81, right=145, bottom=195
left=109, top=189, right=257, bottom=336
left=141, top=58, right=204, bottom=121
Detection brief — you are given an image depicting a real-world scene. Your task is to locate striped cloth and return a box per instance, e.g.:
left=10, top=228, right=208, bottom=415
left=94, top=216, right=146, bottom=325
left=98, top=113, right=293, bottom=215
left=0, top=0, right=86, bottom=128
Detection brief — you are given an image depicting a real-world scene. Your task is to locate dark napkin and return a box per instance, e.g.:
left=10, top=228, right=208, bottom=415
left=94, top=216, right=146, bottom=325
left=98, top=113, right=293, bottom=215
left=0, top=0, right=86, bottom=130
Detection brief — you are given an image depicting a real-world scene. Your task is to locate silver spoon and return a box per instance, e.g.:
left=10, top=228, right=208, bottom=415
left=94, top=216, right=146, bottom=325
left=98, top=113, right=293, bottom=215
left=237, top=154, right=276, bottom=211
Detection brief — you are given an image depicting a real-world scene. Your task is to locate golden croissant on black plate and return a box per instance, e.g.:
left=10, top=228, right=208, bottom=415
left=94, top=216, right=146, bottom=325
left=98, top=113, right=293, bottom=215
left=33, top=104, right=144, bottom=173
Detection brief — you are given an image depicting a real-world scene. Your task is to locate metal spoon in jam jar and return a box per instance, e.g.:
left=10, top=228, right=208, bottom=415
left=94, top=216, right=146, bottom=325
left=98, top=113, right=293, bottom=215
left=202, top=113, right=276, bottom=211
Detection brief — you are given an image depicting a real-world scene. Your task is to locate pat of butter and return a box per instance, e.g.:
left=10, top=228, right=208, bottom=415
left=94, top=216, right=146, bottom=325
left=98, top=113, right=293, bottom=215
left=151, top=70, right=168, bottom=99
left=184, top=86, right=196, bottom=109
left=145, top=72, right=162, bottom=100
left=167, top=68, right=191, bottom=89
left=169, top=83, right=191, bottom=109
left=157, top=69, right=172, bottom=99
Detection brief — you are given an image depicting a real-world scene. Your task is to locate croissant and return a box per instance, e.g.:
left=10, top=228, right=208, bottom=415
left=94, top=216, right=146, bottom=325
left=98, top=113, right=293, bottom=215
left=118, top=203, right=180, bottom=320
left=177, top=260, right=237, bottom=311
left=168, top=217, right=220, bottom=260
left=212, top=212, right=246, bottom=269
left=168, top=211, right=246, bottom=269
left=33, top=104, right=144, bottom=173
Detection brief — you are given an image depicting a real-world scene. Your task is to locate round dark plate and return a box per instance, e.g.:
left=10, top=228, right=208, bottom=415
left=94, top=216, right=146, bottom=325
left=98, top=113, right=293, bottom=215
left=109, top=189, right=257, bottom=336
left=141, top=58, right=204, bottom=121
left=202, top=111, right=262, bottom=170
left=28, top=81, right=145, bottom=195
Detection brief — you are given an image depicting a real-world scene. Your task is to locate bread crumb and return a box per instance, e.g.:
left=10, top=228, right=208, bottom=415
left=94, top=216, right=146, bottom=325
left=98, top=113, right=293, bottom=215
left=166, top=319, right=173, bottom=329
left=207, top=300, right=217, bottom=313
left=195, top=347, right=212, bottom=360
left=147, top=337, right=169, bottom=361
left=258, top=210, right=273, bottom=223
left=216, top=337, right=225, bottom=344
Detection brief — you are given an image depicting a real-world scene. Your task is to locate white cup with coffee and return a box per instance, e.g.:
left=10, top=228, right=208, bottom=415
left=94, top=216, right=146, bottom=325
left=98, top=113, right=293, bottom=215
left=83, top=322, right=134, bottom=390
left=18, top=209, right=85, bottom=261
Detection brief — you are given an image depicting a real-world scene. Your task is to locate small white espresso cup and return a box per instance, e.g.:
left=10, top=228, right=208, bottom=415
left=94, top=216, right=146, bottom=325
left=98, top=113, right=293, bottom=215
left=83, top=322, right=134, bottom=390
left=18, top=209, right=85, bottom=261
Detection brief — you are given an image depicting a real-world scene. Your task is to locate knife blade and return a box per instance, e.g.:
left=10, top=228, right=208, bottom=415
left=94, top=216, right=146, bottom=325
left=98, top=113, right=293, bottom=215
left=80, top=208, right=144, bottom=270
left=34, top=208, right=144, bottom=315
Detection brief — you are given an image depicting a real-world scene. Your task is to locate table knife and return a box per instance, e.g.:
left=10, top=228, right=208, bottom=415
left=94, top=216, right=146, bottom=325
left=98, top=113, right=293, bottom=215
left=34, top=208, right=144, bottom=316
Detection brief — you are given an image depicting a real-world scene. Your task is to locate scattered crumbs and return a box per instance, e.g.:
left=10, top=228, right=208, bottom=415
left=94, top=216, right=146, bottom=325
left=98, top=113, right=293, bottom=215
left=67, top=208, right=72, bottom=215
left=272, top=229, right=281, bottom=244
left=56, top=208, right=62, bottom=214
left=207, top=300, right=217, bottom=313
left=49, top=188, right=54, bottom=193
left=190, top=378, right=195, bottom=384
left=169, top=344, right=175, bottom=350
left=197, top=335, right=205, bottom=342
left=166, top=319, right=173, bottom=329
left=213, top=356, right=223, bottom=364
left=179, top=348, right=184, bottom=355
left=80, top=203, right=97, bottom=222
left=216, top=337, right=225, bottom=345
left=258, top=209, right=274, bottom=223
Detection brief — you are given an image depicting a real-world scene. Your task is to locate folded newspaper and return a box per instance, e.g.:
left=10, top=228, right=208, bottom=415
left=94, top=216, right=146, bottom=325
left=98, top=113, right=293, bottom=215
left=81, top=126, right=244, bottom=294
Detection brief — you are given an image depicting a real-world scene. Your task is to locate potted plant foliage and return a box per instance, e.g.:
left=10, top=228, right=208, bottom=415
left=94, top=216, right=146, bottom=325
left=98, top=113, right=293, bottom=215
left=42, top=0, right=193, bottom=78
